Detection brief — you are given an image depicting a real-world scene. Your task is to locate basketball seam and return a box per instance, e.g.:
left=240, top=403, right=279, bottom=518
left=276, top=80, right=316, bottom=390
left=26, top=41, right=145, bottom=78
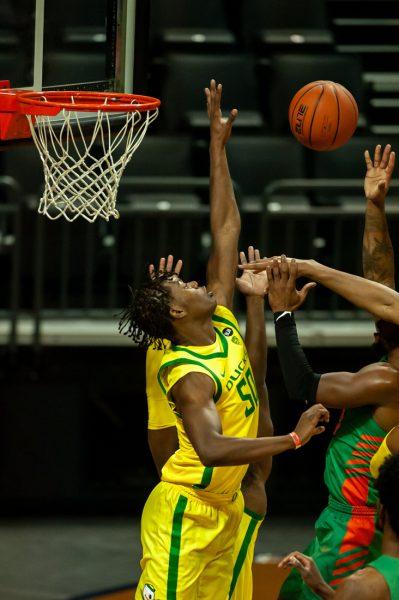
left=331, top=85, right=341, bottom=148
left=339, top=85, right=359, bottom=120
left=309, top=84, right=325, bottom=148
left=289, top=83, right=323, bottom=133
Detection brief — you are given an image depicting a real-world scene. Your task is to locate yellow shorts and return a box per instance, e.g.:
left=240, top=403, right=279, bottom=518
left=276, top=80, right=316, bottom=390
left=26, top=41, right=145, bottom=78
left=229, top=507, right=264, bottom=600
left=136, top=481, right=244, bottom=600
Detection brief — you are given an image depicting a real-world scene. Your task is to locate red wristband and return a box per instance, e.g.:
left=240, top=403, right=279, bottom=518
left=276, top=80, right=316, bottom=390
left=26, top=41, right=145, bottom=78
left=289, top=431, right=302, bottom=449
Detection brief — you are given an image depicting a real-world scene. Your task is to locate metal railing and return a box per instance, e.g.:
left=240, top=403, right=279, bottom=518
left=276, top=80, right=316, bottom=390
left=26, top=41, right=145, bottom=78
left=2, top=177, right=399, bottom=349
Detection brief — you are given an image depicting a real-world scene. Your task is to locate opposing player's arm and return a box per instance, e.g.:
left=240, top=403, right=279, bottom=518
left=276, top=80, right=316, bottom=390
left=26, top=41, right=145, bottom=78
left=267, top=256, right=399, bottom=409
left=171, top=372, right=329, bottom=466
left=278, top=553, right=387, bottom=600
left=363, top=144, right=395, bottom=289
left=205, top=80, right=240, bottom=310
left=333, top=569, right=389, bottom=600
left=242, top=258, right=399, bottom=325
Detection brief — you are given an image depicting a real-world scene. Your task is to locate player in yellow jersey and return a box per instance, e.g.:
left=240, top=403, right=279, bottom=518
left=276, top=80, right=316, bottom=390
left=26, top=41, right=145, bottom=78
left=145, top=248, right=272, bottom=600
left=120, top=79, right=329, bottom=600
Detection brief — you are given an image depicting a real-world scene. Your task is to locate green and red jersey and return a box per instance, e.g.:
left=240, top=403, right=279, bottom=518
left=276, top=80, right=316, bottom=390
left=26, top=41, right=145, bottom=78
left=325, top=406, right=385, bottom=508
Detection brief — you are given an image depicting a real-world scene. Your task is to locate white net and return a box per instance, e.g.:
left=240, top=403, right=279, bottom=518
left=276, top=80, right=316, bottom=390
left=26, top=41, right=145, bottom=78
left=26, top=100, right=158, bottom=222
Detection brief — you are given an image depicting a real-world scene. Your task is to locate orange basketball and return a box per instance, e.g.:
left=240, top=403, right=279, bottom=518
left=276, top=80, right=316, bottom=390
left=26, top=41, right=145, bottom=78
left=288, top=81, right=358, bottom=151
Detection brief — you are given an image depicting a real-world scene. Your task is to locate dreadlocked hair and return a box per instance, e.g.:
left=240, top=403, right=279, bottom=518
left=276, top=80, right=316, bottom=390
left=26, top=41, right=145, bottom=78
left=118, top=272, right=176, bottom=349
left=375, top=453, right=399, bottom=538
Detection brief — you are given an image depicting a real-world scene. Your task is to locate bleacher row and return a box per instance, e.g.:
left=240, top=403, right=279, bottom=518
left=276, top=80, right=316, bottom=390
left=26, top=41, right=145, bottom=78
left=1, top=0, right=399, bottom=323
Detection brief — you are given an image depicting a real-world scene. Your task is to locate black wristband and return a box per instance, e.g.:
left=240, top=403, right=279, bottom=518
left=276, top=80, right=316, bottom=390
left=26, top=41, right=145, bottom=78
left=274, top=311, right=320, bottom=405
left=274, top=311, right=295, bottom=325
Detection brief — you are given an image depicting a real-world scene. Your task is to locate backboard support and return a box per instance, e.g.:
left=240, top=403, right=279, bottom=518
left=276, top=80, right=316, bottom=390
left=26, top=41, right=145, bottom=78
left=1, top=0, right=137, bottom=94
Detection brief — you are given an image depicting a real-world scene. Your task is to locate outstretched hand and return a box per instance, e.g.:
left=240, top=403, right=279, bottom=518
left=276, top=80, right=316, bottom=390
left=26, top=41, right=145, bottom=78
left=236, top=246, right=268, bottom=297
left=205, top=79, right=237, bottom=148
left=278, top=551, right=327, bottom=594
left=267, top=256, right=316, bottom=312
left=364, top=144, right=395, bottom=206
left=149, top=255, right=183, bottom=279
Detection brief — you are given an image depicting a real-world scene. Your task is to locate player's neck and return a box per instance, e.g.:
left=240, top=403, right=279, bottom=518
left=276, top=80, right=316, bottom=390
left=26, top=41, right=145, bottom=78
left=174, top=315, right=216, bottom=347
left=381, top=522, right=399, bottom=558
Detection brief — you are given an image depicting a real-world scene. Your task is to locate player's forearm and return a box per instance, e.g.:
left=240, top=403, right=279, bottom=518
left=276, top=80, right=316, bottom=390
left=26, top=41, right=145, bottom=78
left=199, top=432, right=294, bottom=467
left=302, top=261, right=399, bottom=324
left=245, top=296, right=267, bottom=386
left=363, top=200, right=395, bottom=289
left=209, top=146, right=240, bottom=239
left=310, top=581, right=336, bottom=599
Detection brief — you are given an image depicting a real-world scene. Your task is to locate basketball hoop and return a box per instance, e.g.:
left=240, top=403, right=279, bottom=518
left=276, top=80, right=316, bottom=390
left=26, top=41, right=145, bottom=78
left=0, top=88, right=160, bottom=222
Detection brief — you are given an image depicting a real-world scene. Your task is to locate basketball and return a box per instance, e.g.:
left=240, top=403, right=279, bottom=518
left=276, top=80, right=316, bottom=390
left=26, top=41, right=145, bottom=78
left=289, top=81, right=358, bottom=151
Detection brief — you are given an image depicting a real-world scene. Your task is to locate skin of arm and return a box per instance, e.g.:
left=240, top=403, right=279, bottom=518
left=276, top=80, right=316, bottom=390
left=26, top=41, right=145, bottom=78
left=205, top=80, right=240, bottom=310
left=266, top=256, right=399, bottom=410
left=362, top=144, right=396, bottom=289
left=242, top=280, right=272, bottom=514
left=171, top=372, right=329, bottom=467
left=241, top=257, right=399, bottom=325
left=278, top=553, right=389, bottom=600
left=303, top=261, right=399, bottom=325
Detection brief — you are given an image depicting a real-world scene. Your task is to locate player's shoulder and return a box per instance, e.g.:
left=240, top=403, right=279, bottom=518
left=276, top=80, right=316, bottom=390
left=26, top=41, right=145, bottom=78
left=335, top=567, right=389, bottom=599
left=359, top=361, right=399, bottom=385
left=212, top=304, right=240, bottom=330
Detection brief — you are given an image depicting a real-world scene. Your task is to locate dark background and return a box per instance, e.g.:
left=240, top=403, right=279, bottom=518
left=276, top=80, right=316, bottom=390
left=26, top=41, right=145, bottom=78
left=1, top=0, right=399, bottom=522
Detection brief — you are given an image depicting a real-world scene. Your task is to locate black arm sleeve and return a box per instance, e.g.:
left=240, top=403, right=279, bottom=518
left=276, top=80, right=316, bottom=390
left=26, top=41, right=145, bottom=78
left=274, top=311, right=321, bottom=405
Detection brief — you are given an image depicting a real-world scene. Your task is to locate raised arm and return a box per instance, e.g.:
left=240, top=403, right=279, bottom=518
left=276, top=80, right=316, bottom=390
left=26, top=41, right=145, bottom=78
left=172, top=372, right=329, bottom=466
left=236, top=247, right=272, bottom=513
left=205, top=79, right=240, bottom=310
left=363, top=144, right=396, bottom=289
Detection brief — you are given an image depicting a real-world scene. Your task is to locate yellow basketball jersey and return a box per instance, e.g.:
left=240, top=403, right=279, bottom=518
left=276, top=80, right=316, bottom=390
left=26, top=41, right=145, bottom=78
left=370, top=428, right=394, bottom=479
left=146, top=342, right=176, bottom=430
left=158, top=305, right=259, bottom=497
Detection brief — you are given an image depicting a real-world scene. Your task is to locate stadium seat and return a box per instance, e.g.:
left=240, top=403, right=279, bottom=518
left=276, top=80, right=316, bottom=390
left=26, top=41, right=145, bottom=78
left=116, top=136, right=209, bottom=207
left=312, top=136, right=399, bottom=205
left=161, top=53, right=264, bottom=131
left=268, top=54, right=364, bottom=134
left=150, top=0, right=235, bottom=50
left=226, top=136, right=306, bottom=211
left=241, top=0, right=333, bottom=52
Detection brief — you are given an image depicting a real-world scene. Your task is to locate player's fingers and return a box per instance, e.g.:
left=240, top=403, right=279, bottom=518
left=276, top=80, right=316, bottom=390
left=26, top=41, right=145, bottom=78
left=300, top=281, right=317, bottom=299
left=247, top=246, right=255, bottom=262
left=149, top=264, right=155, bottom=278
left=380, top=144, right=391, bottom=169
left=374, top=144, right=382, bottom=167
left=175, top=259, right=183, bottom=275
left=288, top=258, right=298, bottom=281
left=266, top=265, right=273, bottom=283
left=240, top=251, right=248, bottom=265
left=158, top=257, right=166, bottom=273
left=364, top=150, right=373, bottom=171
left=272, top=258, right=280, bottom=279
left=315, top=425, right=326, bottom=435
left=166, top=255, right=174, bottom=272
left=280, top=254, right=289, bottom=281
left=254, top=248, right=261, bottom=261
left=386, top=151, right=396, bottom=176
left=228, top=108, right=238, bottom=124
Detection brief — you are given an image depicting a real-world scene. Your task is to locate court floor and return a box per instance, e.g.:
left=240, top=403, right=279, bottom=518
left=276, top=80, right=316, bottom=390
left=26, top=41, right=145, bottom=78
left=0, top=515, right=314, bottom=600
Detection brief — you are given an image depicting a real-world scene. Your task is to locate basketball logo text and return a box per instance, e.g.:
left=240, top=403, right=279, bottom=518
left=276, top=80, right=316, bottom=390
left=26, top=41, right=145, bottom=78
left=295, top=104, right=308, bottom=135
